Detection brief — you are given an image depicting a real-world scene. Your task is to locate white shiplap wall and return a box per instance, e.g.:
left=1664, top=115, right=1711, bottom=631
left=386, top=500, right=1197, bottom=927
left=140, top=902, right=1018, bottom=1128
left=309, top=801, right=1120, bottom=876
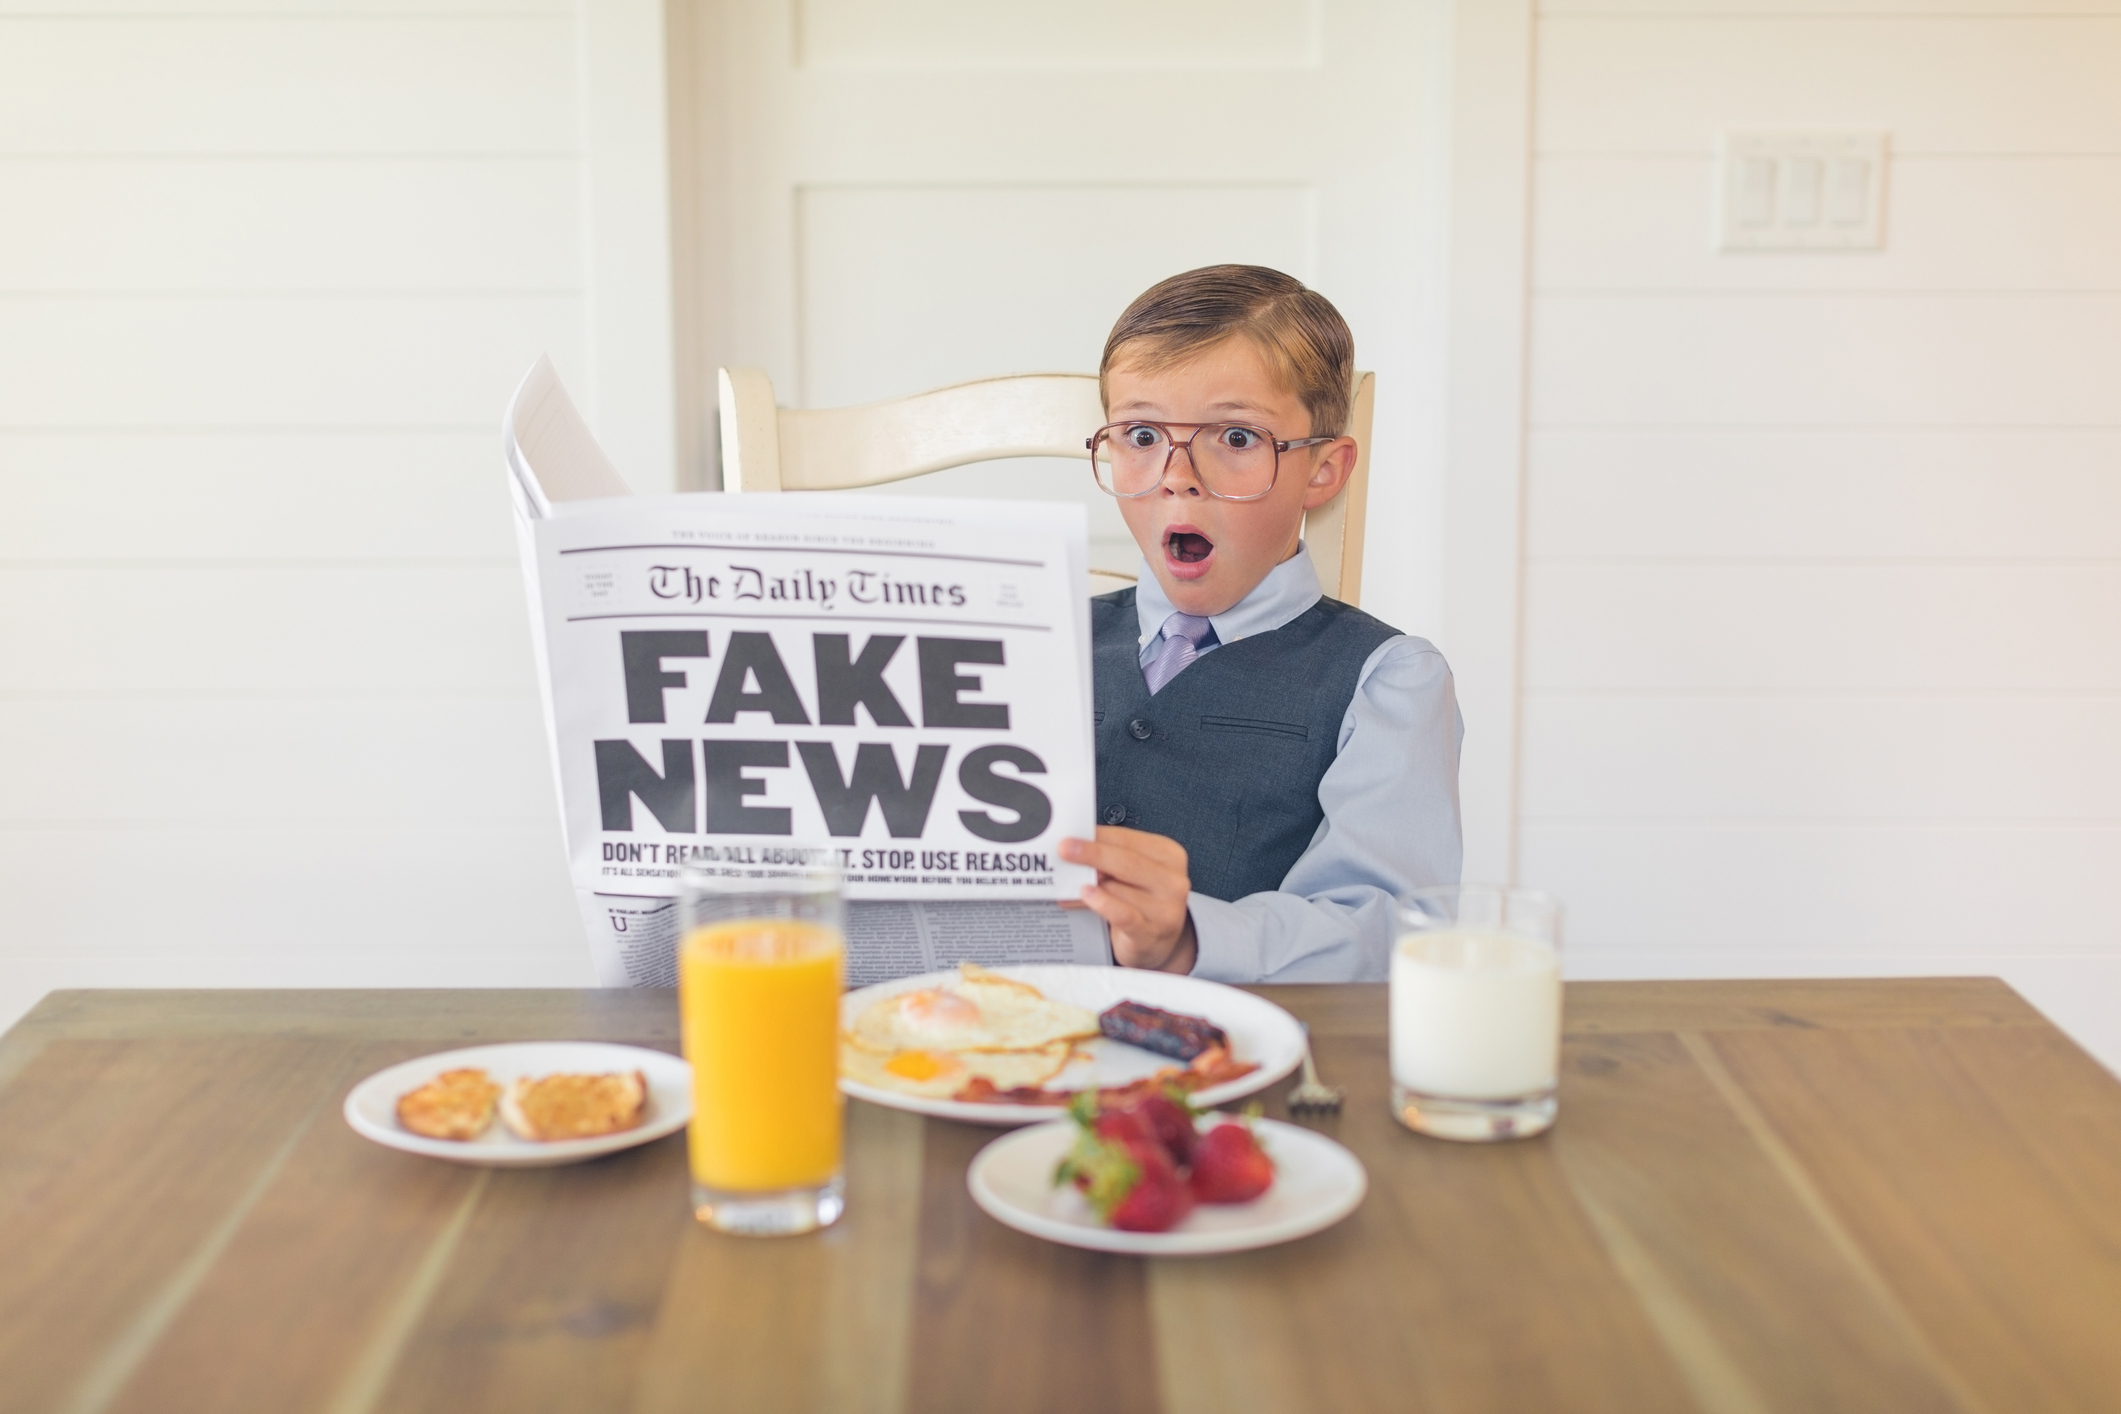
left=0, top=5, right=605, bottom=1026
left=1520, top=3, right=2121, bottom=1068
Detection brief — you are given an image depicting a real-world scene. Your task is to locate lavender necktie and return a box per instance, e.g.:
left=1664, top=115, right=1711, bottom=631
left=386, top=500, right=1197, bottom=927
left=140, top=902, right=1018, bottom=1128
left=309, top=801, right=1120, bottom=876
left=1142, top=612, right=1217, bottom=695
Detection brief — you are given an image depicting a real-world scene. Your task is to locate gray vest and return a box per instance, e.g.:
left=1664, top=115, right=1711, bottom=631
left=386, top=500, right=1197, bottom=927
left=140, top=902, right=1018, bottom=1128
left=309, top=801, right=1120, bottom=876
left=1091, top=588, right=1401, bottom=902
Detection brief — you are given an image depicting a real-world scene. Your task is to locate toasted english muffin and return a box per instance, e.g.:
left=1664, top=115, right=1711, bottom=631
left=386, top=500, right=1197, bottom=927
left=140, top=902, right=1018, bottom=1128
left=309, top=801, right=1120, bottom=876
left=501, top=1070, right=649, bottom=1142
left=396, top=1067, right=501, bottom=1141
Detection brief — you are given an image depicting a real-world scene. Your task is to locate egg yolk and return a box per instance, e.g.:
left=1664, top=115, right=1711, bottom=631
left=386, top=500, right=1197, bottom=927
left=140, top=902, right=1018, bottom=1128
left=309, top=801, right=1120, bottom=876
left=898, top=989, right=982, bottom=1031
left=884, top=1050, right=957, bottom=1081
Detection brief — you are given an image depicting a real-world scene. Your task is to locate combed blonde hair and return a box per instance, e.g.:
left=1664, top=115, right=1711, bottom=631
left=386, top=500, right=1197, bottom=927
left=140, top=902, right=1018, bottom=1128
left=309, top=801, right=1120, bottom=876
left=1099, top=265, right=1354, bottom=438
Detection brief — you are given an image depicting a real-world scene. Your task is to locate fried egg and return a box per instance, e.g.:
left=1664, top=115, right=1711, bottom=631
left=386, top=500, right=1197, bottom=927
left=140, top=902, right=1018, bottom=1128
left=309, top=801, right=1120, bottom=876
left=839, top=1039, right=1078, bottom=1099
left=848, top=963, right=1099, bottom=1054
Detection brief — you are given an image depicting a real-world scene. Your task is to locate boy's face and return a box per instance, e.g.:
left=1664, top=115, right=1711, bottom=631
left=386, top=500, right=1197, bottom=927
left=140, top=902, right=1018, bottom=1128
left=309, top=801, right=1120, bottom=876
left=1104, top=336, right=1357, bottom=618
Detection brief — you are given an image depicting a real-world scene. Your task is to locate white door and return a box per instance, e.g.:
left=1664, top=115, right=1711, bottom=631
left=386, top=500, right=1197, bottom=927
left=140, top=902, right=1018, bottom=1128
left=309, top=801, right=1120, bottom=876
left=672, top=0, right=1445, bottom=623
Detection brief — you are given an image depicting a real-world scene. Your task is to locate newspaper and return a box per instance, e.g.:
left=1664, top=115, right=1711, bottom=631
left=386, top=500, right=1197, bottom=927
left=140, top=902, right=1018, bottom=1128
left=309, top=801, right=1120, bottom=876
left=506, top=357, right=1109, bottom=985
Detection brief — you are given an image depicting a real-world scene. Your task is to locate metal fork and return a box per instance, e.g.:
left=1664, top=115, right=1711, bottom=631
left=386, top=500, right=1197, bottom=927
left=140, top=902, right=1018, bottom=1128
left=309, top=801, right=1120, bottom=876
left=1286, top=1029, right=1344, bottom=1115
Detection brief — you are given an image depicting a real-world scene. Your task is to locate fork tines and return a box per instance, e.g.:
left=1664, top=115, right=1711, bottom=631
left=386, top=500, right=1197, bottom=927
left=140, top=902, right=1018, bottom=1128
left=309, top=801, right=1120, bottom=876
left=1287, top=1082, right=1345, bottom=1115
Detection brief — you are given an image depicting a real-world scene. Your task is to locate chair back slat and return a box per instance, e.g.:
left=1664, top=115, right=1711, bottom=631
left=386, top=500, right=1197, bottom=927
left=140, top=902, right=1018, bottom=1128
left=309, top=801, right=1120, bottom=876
left=1303, top=370, right=1373, bottom=607
left=716, top=367, right=1372, bottom=604
left=717, top=366, right=784, bottom=493
left=777, top=374, right=1103, bottom=491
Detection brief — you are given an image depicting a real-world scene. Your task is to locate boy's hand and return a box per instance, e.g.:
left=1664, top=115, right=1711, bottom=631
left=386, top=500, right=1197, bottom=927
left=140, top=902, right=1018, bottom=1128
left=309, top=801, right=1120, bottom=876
left=1058, top=827, right=1198, bottom=974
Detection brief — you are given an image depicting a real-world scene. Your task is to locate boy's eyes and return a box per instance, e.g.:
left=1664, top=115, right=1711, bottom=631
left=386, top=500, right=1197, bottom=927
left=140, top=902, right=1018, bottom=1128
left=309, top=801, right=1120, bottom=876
left=1119, top=423, right=1269, bottom=449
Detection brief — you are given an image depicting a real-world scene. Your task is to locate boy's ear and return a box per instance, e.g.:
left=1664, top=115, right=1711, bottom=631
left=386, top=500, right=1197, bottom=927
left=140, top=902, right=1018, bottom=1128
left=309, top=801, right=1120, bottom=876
left=1298, top=436, right=1359, bottom=512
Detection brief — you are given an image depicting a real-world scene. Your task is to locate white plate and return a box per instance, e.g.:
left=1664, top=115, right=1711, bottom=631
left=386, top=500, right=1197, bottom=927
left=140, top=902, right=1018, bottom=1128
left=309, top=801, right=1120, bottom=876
left=343, top=1042, right=691, bottom=1168
left=968, top=1116, right=1366, bottom=1256
left=839, top=965, right=1306, bottom=1126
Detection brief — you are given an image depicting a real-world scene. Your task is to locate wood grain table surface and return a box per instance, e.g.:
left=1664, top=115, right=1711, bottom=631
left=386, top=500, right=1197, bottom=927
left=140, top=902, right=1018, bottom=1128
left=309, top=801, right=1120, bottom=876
left=1, top=978, right=2118, bottom=1414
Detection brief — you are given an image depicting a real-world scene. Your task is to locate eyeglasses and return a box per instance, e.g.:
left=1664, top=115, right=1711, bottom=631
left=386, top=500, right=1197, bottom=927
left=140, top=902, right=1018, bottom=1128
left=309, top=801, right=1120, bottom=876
left=1086, top=421, right=1335, bottom=502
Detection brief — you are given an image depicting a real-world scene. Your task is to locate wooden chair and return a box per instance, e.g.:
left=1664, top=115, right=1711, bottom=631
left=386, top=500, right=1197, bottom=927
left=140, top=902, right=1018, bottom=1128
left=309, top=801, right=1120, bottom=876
left=717, top=368, right=1375, bottom=605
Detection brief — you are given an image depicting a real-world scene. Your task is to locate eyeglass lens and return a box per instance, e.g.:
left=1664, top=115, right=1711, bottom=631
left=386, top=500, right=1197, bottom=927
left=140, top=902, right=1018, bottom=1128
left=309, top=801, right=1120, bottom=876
left=1091, top=423, right=1277, bottom=499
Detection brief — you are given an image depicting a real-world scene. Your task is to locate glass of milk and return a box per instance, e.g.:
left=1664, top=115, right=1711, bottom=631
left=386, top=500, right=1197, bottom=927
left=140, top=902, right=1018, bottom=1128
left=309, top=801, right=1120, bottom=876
left=1391, top=886, right=1562, bottom=1141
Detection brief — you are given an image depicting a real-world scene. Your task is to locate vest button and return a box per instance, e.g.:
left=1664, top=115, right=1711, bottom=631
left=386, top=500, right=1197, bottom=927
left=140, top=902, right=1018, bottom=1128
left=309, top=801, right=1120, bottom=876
left=1102, top=804, right=1127, bottom=825
left=1128, top=718, right=1153, bottom=740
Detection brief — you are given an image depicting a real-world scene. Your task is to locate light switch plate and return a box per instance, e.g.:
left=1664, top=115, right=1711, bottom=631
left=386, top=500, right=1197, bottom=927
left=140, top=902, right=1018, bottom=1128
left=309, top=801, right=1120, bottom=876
left=1717, top=131, right=1888, bottom=252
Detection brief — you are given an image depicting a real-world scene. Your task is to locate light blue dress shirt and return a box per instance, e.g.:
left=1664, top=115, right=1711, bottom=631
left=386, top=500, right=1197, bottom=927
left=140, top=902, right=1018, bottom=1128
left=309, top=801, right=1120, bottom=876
left=1131, top=546, right=1464, bottom=982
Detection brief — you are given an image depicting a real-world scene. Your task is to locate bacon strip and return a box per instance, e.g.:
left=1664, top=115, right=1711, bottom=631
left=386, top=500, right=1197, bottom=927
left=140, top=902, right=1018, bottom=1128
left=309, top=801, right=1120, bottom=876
left=953, top=1043, right=1259, bottom=1108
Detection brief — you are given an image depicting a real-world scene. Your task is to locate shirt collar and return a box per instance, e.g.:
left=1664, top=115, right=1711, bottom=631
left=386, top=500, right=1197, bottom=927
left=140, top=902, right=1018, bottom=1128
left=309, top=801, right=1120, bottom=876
left=1132, top=542, right=1325, bottom=647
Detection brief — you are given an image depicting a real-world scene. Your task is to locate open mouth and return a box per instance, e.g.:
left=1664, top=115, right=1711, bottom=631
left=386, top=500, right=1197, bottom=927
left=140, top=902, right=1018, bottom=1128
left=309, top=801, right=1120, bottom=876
left=1166, top=530, right=1215, bottom=565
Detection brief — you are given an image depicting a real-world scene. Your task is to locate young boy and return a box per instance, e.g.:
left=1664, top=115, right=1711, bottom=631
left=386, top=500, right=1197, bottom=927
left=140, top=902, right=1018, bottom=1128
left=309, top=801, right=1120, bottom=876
left=1058, top=266, right=1463, bottom=982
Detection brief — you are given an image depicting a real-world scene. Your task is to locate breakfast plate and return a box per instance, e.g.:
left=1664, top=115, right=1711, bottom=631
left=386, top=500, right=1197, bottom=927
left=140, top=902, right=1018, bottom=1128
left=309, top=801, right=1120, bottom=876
left=839, top=965, right=1306, bottom=1126
left=343, top=1042, right=691, bottom=1168
left=968, top=1117, right=1367, bottom=1256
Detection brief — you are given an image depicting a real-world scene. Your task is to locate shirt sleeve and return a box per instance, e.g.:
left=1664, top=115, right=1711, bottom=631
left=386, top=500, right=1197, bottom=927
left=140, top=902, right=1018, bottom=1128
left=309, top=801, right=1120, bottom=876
left=1186, top=635, right=1464, bottom=983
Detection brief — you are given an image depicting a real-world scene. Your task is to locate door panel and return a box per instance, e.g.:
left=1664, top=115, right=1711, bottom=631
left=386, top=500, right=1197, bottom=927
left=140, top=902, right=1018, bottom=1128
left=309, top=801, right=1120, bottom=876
left=676, top=0, right=1438, bottom=607
left=797, top=0, right=1319, bottom=70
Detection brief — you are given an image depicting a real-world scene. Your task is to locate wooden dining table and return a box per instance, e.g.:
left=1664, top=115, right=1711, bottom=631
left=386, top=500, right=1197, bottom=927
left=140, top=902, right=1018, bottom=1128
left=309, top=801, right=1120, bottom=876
left=2, top=977, right=2118, bottom=1414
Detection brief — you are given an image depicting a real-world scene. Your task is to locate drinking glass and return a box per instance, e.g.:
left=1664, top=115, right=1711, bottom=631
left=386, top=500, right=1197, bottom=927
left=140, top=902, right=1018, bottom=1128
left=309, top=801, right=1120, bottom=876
left=1391, top=885, right=1562, bottom=1141
left=678, top=857, right=845, bottom=1234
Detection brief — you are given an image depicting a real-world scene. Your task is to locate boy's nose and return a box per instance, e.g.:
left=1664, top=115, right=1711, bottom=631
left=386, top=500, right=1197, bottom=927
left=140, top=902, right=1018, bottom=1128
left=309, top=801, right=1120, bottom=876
left=1160, top=444, right=1206, bottom=495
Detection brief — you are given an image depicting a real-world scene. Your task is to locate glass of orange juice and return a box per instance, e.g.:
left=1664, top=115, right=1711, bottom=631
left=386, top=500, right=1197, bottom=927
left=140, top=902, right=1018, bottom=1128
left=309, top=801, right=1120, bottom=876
left=678, top=856, right=845, bottom=1235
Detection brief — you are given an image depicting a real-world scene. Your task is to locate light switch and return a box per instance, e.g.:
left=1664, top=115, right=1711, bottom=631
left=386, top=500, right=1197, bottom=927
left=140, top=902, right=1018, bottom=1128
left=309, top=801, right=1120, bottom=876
left=1784, top=158, right=1821, bottom=226
left=1718, top=131, right=1887, bottom=251
left=1827, top=158, right=1871, bottom=226
left=1739, top=158, right=1776, bottom=226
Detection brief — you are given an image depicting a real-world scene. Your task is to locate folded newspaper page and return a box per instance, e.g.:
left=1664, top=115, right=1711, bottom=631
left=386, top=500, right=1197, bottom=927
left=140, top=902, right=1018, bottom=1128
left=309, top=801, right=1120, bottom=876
left=507, top=358, right=1108, bottom=985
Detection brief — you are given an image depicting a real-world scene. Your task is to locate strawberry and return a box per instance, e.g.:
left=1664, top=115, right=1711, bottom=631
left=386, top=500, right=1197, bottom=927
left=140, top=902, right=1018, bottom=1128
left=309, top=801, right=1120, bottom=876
left=1126, top=1091, right=1199, bottom=1164
left=1092, top=1105, right=1159, bottom=1152
left=1108, top=1145, right=1195, bottom=1232
left=1055, top=1133, right=1137, bottom=1212
left=1095, top=1093, right=1197, bottom=1166
left=1054, top=1092, right=1202, bottom=1233
left=1189, top=1121, right=1275, bottom=1204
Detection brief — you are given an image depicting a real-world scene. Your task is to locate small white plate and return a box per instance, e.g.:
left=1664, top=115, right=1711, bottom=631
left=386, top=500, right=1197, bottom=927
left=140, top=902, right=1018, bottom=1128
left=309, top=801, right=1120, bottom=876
left=343, top=1042, right=691, bottom=1168
left=968, top=1116, right=1367, bottom=1256
left=839, top=965, right=1306, bottom=1126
